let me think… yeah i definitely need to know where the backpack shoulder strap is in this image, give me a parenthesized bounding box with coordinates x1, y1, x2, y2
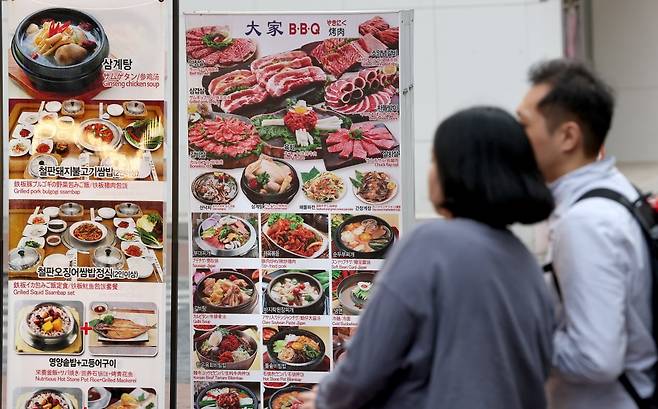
(576, 188, 658, 408)
(577, 188, 655, 236)
(577, 188, 634, 210)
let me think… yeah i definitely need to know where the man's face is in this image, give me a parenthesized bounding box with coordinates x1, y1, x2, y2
(517, 83, 563, 183)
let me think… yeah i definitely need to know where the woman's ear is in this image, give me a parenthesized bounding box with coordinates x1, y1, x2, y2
(428, 156, 443, 211)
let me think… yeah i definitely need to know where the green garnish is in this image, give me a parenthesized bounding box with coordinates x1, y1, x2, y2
(147, 213, 162, 224)
(273, 340, 286, 354)
(350, 129, 364, 140)
(90, 315, 114, 327)
(303, 344, 321, 359)
(301, 167, 321, 184)
(224, 85, 250, 95)
(202, 33, 234, 50)
(267, 213, 304, 229)
(349, 170, 365, 189)
(256, 171, 270, 187)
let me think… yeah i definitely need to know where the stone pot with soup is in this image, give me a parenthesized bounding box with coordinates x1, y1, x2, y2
(335, 214, 395, 258)
(194, 271, 258, 314)
(195, 383, 258, 409)
(195, 327, 258, 370)
(265, 272, 325, 315)
(267, 329, 325, 371)
(269, 386, 311, 409)
(11, 8, 109, 92)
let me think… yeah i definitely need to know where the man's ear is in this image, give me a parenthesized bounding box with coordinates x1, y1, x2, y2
(557, 120, 583, 154)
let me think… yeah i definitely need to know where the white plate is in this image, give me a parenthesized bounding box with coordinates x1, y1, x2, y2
(18, 236, 45, 249)
(39, 112, 58, 122)
(11, 123, 34, 139)
(88, 386, 112, 409)
(18, 111, 39, 125)
(28, 213, 50, 225)
(43, 254, 70, 268)
(43, 207, 60, 218)
(47, 219, 67, 233)
(262, 221, 328, 259)
(116, 227, 139, 242)
(107, 104, 124, 116)
(97, 315, 150, 342)
(46, 235, 62, 246)
(121, 241, 148, 258)
(113, 217, 136, 228)
(30, 138, 54, 155)
(8, 139, 30, 157)
(23, 224, 47, 237)
(98, 207, 116, 219)
(69, 221, 108, 244)
(127, 256, 154, 278)
(142, 237, 163, 249)
(352, 173, 399, 205)
(45, 101, 62, 113)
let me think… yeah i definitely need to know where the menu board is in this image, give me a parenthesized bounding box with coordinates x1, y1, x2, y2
(184, 11, 412, 409)
(4, 1, 168, 408)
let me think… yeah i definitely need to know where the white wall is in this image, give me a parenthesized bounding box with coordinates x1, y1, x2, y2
(591, 0, 658, 163)
(177, 0, 563, 223)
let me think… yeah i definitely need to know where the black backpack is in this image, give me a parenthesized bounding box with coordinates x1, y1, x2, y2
(544, 188, 658, 409)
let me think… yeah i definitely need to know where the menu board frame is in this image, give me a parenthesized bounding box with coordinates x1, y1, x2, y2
(182, 9, 414, 409)
(1, 1, 174, 408)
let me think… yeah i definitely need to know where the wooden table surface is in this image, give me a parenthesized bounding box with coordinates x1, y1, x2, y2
(9, 208, 163, 282)
(8, 101, 165, 180)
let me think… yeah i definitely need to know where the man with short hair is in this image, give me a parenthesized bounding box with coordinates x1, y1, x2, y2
(517, 59, 656, 409)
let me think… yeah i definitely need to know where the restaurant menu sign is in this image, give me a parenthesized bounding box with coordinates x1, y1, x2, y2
(4, 1, 168, 408)
(184, 11, 411, 409)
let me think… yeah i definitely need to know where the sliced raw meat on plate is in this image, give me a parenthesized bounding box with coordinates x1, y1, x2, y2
(219, 85, 269, 113)
(265, 66, 326, 97)
(185, 26, 256, 67)
(208, 70, 257, 95)
(251, 50, 308, 72)
(325, 122, 397, 161)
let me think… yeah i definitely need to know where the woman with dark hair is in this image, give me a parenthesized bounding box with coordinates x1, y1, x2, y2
(300, 106, 556, 409)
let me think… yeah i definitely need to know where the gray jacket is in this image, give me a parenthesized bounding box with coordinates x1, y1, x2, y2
(316, 219, 554, 409)
(546, 157, 656, 409)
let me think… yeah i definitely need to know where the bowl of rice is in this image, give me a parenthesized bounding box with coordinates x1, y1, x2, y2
(25, 389, 74, 409)
(24, 302, 76, 345)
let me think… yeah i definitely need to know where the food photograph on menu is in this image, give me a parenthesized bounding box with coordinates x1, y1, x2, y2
(14, 300, 84, 355)
(331, 270, 377, 316)
(8, 199, 165, 281)
(87, 302, 158, 357)
(192, 213, 259, 258)
(260, 213, 329, 259)
(262, 270, 330, 315)
(192, 268, 260, 314)
(14, 387, 82, 409)
(262, 326, 330, 372)
(264, 382, 317, 409)
(7, 99, 165, 181)
(87, 387, 157, 409)
(330, 213, 399, 259)
(193, 381, 260, 409)
(192, 325, 260, 371)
